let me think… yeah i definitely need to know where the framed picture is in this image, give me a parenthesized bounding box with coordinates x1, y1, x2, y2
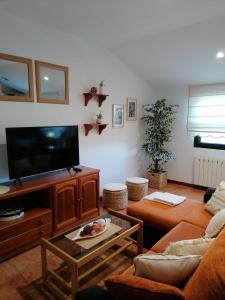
(35, 60, 69, 105)
(126, 98, 137, 121)
(112, 104, 124, 128)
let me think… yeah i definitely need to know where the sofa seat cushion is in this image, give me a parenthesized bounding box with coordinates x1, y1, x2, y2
(105, 274, 185, 300)
(184, 227, 225, 300)
(182, 201, 212, 229)
(151, 221, 205, 253)
(127, 198, 201, 232)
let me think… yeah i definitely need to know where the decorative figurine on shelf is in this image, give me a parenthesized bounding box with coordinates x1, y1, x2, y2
(99, 80, 105, 95)
(96, 110, 103, 124)
(90, 86, 97, 95)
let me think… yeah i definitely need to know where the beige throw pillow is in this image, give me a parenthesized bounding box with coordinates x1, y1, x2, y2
(205, 208, 225, 238)
(205, 181, 225, 214)
(164, 238, 214, 256)
(134, 254, 201, 286)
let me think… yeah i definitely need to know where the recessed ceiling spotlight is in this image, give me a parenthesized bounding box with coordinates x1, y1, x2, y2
(44, 76, 49, 81)
(216, 51, 224, 59)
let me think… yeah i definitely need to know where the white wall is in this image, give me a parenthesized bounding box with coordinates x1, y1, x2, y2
(156, 86, 225, 184)
(0, 10, 156, 190)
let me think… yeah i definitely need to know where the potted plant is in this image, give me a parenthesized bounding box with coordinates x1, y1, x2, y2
(96, 110, 103, 124)
(141, 99, 178, 188)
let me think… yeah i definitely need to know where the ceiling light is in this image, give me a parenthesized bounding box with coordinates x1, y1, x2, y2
(44, 76, 49, 81)
(216, 51, 224, 59)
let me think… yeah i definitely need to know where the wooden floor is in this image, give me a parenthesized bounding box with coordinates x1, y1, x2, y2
(0, 183, 205, 300)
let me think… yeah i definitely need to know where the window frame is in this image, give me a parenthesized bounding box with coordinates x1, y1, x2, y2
(194, 135, 225, 150)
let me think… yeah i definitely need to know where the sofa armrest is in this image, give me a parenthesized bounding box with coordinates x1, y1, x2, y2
(105, 274, 185, 300)
(204, 188, 216, 203)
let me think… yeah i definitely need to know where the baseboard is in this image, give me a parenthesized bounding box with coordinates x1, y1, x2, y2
(167, 179, 207, 190)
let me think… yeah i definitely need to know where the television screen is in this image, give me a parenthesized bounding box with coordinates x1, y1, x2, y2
(6, 125, 80, 180)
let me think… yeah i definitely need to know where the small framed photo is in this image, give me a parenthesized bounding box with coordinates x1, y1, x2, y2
(126, 98, 137, 121)
(112, 104, 124, 128)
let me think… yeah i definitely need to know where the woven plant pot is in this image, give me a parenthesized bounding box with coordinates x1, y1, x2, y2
(147, 171, 167, 189)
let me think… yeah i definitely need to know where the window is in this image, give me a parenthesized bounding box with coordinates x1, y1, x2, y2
(187, 84, 225, 149)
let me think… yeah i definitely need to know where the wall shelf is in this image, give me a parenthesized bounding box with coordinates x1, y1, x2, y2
(83, 93, 109, 107)
(84, 123, 108, 136)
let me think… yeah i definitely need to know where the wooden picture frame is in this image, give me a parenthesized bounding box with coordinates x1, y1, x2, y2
(0, 53, 34, 102)
(112, 104, 124, 128)
(35, 60, 69, 104)
(126, 98, 137, 121)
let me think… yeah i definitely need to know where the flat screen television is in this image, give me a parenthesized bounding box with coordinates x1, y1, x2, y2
(6, 125, 80, 180)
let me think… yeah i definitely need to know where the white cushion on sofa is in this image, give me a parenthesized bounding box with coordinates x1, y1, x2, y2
(205, 208, 225, 238)
(164, 238, 214, 256)
(134, 254, 201, 286)
(205, 181, 225, 214)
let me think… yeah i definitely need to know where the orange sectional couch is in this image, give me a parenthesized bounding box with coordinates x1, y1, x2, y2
(104, 197, 225, 300)
(77, 195, 225, 300)
(106, 227, 225, 300)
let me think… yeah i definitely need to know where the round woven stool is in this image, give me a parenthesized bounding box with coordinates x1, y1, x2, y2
(103, 183, 128, 210)
(126, 177, 149, 201)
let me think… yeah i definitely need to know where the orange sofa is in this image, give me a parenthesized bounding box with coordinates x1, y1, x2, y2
(106, 227, 225, 300)
(105, 198, 225, 300)
(77, 196, 225, 300)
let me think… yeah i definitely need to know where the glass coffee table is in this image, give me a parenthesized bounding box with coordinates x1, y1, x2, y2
(41, 209, 143, 300)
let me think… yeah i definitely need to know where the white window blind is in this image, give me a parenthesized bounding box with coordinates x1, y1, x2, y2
(187, 83, 225, 137)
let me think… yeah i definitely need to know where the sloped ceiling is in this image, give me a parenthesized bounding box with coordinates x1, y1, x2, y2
(1, 0, 225, 86)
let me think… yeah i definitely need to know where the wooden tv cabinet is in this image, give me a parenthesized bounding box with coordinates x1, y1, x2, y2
(0, 166, 100, 262)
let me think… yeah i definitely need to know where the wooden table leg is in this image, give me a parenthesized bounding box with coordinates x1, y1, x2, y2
(71, 264, 79, 300)
(137, 221, 143, 254)
(41, 244, 47, 283)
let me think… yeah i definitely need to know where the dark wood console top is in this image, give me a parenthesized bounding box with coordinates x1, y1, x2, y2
(0, 166, 99, 201)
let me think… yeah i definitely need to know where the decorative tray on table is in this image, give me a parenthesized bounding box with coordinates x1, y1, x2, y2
(71, 218, 111, 241)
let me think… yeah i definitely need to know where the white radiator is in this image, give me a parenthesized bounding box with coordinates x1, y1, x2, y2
(193, 157, 225, 187)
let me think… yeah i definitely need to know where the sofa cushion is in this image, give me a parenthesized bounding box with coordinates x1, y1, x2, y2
(134, 254, 201, 286)
(105, 274, 185, 300)
(184, 228, 225, 300)
(205, 208, 225, 238)
(205, 184, 225, 214)
(127, 198, 203, 232)
(182, 200, 212, 228)
(164, 237, 215, 256)
(151, 221, 205, 253)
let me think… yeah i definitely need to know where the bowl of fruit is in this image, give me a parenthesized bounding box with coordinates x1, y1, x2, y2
(72, 218, 111, 240)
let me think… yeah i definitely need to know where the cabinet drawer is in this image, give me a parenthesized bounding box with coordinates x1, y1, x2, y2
(0, 223, 52, 262)
(0, 208, 52, 242)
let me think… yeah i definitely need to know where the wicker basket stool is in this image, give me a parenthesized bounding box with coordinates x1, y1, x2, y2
(126, 177, 149, 201)
(103, 183, 128, 210)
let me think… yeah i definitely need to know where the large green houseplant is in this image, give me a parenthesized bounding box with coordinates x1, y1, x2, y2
(142, 99, 178, 188)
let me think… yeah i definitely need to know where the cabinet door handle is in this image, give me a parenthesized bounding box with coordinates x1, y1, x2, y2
(77, 198, 80, 202)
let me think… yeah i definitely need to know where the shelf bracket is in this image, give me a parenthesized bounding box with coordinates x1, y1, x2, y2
(83, 124, 93, 136)
(98, 124, 107, 135)
(83, 93, 109, 107)
(83, 93, 94, 106)
(97, 94, 108, 107)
